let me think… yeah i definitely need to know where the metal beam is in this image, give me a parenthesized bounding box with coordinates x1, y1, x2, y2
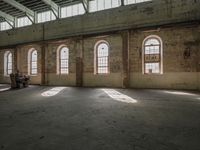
(121, 0, 124, 6)
(42, 0, 59, 18)
(3, 0, 34, 22)
(82, 0, 89, 13)
(0, 10, 15, 27)
(0, 10, 14, 22)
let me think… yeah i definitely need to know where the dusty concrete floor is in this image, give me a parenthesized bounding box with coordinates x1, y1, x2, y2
(0, 85, 200, 150)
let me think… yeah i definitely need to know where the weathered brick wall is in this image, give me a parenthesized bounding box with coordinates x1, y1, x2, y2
(0, 49, 15, 83)
(0, 25, 199, 90)
(45, 40, 76, 86)
(16, 44, 42, 84)
(83, 35, 123, 87)
(129, 25, 200, 90)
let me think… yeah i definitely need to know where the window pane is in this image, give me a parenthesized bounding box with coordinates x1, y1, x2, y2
(31, 69, 37, 74)
(60, 47, 69, 74)
(17, 16, 32, 27)
(112, 0, 121, 8)
(8, 69, 12, 75)
(0, 21, 12, 31)
(145, 38, 160, 46)
(78, 3, 85, 14)
(89, 0, 97, 12)
(97, 42, 109, 74)
(37, 10, 56, 23)
(145, 38, 160, 55)
(60, 47, 69, 59)
(97, 43, 109, 57)
(67, 6, 72, 17)
(105, 0, 112, 10)
(145, 63, 159, 73)
(97, 0, 104, 11)
(61, 68, 68, 74)
(31, 50, 37, 75)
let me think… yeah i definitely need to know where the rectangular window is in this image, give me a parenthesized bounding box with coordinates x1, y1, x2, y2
(97, 56, 109, 74)
(89, 0, 121, 12)
(145, 63, 159, 74)
(0, 21, 12, 31)
(60, 59, 69, 74)
(37, 10, 56, 23)
(61, 3, 85, 18)
(17, 17, 32, 27)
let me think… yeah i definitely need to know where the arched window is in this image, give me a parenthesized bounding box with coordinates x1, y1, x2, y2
(28, 49, 38, 75)
(57, 46, 69, 74)
(95, 41, 109, 74)
(143, 35, 163, 74)
(4, 51, 13, 76)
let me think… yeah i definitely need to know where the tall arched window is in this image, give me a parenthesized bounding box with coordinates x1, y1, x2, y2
(143, 35, 163, 74)
(28, 49, 38, 75)
(4, 51, 13, 76)
(57, 46, 69, 74)
(95, 41, 109, 74)
(31, 50, 37, 75)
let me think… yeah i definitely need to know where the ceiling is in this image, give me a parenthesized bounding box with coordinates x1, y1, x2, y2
(0, 0, 83, 22)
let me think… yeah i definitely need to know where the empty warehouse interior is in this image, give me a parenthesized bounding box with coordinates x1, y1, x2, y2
(0, 0, 200, 149)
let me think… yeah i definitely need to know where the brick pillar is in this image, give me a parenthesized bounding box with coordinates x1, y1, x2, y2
(121, 31, 130, 88)
(13, 47, 18, 73)
(75, 38, 83, 87)
(41, 43, 46, 85)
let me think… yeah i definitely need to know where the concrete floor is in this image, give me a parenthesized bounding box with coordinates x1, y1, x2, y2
(0, 85, 200, 150)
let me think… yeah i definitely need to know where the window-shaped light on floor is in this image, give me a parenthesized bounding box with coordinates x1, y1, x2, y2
(163, 91, 197, 96)
(41, 87, 66, 97)
(0, 87, 10, 92)
(102, 89, 137, 103)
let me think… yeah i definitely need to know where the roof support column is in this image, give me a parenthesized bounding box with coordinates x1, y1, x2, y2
(82, 0, 89, 13)
(0, 10, 15, 28)
(121, 0, 125, 6)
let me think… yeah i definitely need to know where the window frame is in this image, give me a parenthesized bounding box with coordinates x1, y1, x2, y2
(59, 46, 69, 74)
(30, 50, 38, 75)
(7, 52, 13, 75)
(57, 45, 69, 75)
(94, 40, 110, 75)
(28, 48, 38, 76)
(142, 35, 163, 75)
(4, 51, 13, 76)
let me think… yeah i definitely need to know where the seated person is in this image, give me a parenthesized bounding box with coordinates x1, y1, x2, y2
(13, 70, 30, 88)
(15, 70, 23, 88)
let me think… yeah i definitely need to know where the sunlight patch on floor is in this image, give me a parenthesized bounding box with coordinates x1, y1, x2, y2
(163, 91, 197, 96)
(41, 87, 66, 97)
(102, 89, 137, 103)
(0, 87, 10, 92)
